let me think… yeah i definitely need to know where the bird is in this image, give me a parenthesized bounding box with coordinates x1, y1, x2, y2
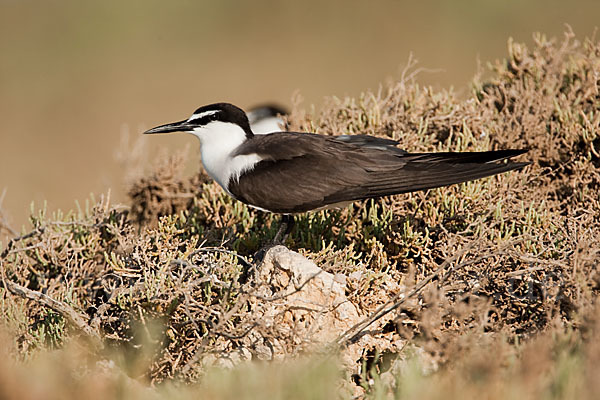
(247, 104, 288, 134)
(144, 102, 529, 242)
(247, 104, 407, 154)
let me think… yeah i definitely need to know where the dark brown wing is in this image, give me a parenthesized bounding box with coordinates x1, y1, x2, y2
(228, 133, 528, 213)
(333, 134, 406, 154)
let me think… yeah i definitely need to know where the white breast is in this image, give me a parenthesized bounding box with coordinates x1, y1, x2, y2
(189, 121, 262, 192)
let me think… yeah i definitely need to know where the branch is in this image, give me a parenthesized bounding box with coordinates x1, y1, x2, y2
(333, 236, 528, 348)
(333, 241, 478, 347)
(1, 264, 103, 348)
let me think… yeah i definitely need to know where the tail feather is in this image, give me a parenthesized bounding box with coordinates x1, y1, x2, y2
(362, 149, 529, 198)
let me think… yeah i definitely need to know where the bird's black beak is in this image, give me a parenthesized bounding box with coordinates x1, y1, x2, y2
(143, 119, 194, 134)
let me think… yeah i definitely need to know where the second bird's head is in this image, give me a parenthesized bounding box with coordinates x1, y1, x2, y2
(144, 103, 254, 143)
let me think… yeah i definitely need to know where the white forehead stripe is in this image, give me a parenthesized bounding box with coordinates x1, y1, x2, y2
(188, 110, 220, 121)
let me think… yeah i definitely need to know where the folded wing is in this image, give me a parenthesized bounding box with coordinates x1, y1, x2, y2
(228, 133, 528, 213)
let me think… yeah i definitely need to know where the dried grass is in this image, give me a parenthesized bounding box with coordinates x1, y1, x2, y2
(1, 29, 599, 397)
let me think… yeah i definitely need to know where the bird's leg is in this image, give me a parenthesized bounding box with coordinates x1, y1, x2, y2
(273, 214, 295, 244)
(254, 215, 295, 265)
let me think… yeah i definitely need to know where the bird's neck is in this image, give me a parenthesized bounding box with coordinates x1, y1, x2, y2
(189, 121, 261, 191)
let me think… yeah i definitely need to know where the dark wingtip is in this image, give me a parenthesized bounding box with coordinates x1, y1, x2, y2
(496, 149, 531, 169)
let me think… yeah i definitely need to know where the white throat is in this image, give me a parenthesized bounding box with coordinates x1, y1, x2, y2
(188, 121, 262, 192)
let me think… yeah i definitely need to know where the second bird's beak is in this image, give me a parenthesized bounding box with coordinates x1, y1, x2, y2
(144, 119, 194, 134)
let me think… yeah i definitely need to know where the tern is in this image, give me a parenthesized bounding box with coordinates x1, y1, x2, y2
(144, 103, 528, 241)
(247, 104, 288, 134)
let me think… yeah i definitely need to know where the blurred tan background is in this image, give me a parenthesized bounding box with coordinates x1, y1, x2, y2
(1, 0, 599, 231)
